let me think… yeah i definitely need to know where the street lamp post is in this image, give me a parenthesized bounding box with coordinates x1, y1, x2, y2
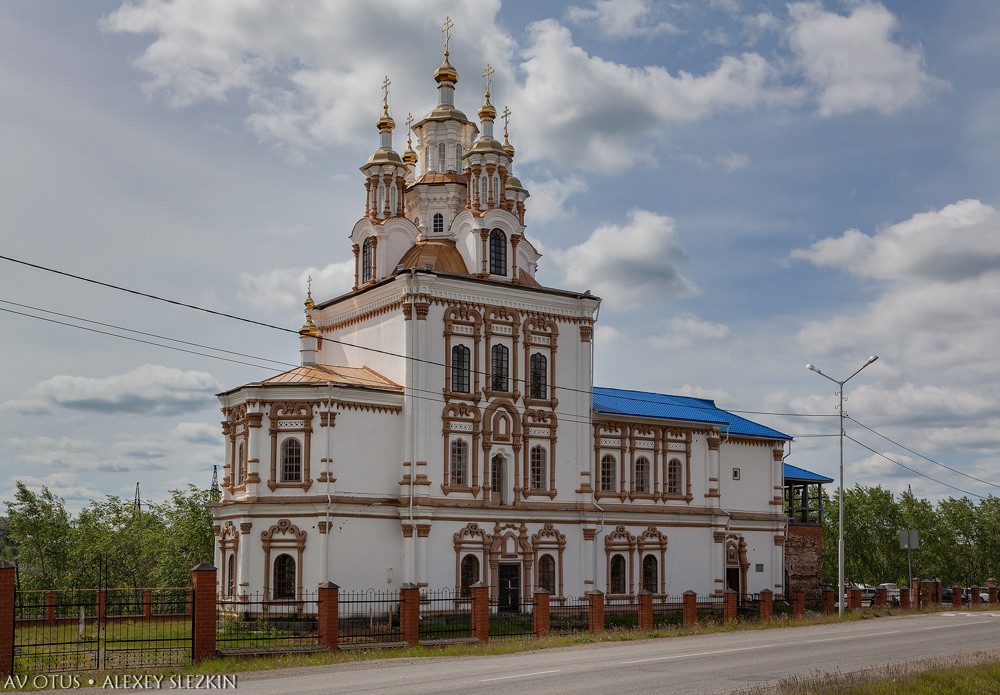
(806, 355, 878, 616)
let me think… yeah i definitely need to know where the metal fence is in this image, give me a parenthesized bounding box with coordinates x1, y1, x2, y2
(338, 589, 403, 646)
(418, 589, 471, 641)
(489, 598, 534, 640)
(15, 590, 100, 673)
(605, 595, 640, 630)
(738, 593, 760, 619)
(102, 588, 192, 669)
(696, 594, 725, 622)
(549, 596, 589, 634)
(651, 596, 685, 627)
(216, 591, 320, 652)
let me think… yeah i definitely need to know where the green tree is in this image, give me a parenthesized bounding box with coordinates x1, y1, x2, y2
(3, 483, 73, 590)
(148, 486, 215, 586)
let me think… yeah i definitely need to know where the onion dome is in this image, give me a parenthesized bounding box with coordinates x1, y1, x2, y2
(478, 94, 497, 121)
(434, 54, 458, 85)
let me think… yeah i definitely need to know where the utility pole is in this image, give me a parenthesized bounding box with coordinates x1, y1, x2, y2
(210, 465, 221, 501)
(134, 482, 141, 512)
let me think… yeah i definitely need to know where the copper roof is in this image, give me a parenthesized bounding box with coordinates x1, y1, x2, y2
(516, 272, 540, 286)
(397, 239, 470, 274)
(413, 172, 467, 185)
(261, 364, 402, 392)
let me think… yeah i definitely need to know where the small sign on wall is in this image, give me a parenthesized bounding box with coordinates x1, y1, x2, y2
(732, 468, 741, 480)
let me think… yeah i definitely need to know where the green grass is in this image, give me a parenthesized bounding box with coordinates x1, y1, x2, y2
(736, 651, 1000, 694)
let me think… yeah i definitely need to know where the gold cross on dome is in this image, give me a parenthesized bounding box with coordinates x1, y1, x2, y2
(501, 106, 511, 134)
(482, 63, 494, 97)
(405, 112, 413, 132)
(307, 274, 313, 294)
(381, 75, 391, 109)
(442, 16, 454, 55)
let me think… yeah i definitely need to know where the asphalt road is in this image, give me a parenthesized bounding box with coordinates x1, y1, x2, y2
(225, 611, 999, 695)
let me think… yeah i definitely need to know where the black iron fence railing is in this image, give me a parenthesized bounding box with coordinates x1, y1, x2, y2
(419, 589, 471, 641)
(549, 596, 589, 634)
(604, 595, 639, 630)
(696, 594, 725, 622)
(338, 589, 402, 645)
(651, 595, 685, 627)
(216, 591, 320, 651)
(489, 598, 534, 639)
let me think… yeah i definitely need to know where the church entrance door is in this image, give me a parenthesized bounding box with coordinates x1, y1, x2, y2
(726, 567, 740, 593)
(498, 563, 520, 612)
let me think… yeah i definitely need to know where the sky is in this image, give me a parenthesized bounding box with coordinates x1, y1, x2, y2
(1, 0, 999, 511)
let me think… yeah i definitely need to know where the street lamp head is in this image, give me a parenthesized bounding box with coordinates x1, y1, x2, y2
(806, 364, 816, 372)
(867, 355, 879, 364)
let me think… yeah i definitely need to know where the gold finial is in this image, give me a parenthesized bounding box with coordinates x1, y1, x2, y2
(442, 16, 454, 58)
(381, 75, 391, 114)
(304, 274, 315, 310)
(501, 106, 511, 137)
(482, 63, 494, 101)
(405, 113, 414, 144)
(402, 112, 417, 164)
(377, 75, 395, 131)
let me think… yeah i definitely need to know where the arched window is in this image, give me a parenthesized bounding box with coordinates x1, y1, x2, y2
(451, 345, 470, 393)
(273, 554, 295, 599)
(529, 353, 547, 399)
(362, 237, 374, 283)
(450, 440, 468, 486)
(489, 228, 507, 276)
(226, 553, 236, 597)
(610, 554, 626, 594)
(433, 213, 444, 235)
(389, 184, 397, 215)
(642, 554, 658, 594)
(539, 554, 556, 594)
(490, 344, 509, 392)
(455, 143, 463, 168)
(479, 176, 487, 206)
(634, 457, 650, 494)
(490, 455, 504, 503)
(438, 142, 446, 172)
(667, 459, 683, 495)
(236, 442, 245, 486)
(281, 438, 302, 482)
(493, 174, 500, 203)
(460, 554, 479, 597)
(377, 183, 385, 216)
(600, 454, 616, 492)
(529, 446, 546, 490)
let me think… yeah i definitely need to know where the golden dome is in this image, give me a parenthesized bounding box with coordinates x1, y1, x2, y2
(396, 239, 470, 275)
(402, 145, 417, 164)
(503, 136, 515, 158)
(506, 175, 523, 189)
(478, 99, 497, 121)
(434, 55, 458, 84)
(376, 106, 395, 132)
(299, 313, 319, 338)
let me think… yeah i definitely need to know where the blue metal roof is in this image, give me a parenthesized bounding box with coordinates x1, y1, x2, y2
(783, 463, 833, 484)
(593, 387, 791, 441)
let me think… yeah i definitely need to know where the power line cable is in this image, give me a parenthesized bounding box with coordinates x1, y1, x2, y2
(847, 415, 1000, 490)
(844, 434, 987, 500)
(0, 254, 833, 420)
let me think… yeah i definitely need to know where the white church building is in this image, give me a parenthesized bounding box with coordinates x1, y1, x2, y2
(212, 39, 791, 607)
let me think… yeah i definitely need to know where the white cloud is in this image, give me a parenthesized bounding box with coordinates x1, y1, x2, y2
(551, 209, 694, 309)
(522, 174, 588, 223)
(595, 325, 625, 347)
(649, 313, 730, 350)
(1, 365, 220, 417)
(565, 0, 679, 39)
(717, 151, 750, 173)
(515, 19, 782, 172)
(239, 260, 355, 314)
(6, 472, 104, 503)
(672, 384, 735, 404)
(101, 1, 516, 162)
(787, 2, 947, 117)
(6, 435, 172, 473)
(173, 422, 221, 446)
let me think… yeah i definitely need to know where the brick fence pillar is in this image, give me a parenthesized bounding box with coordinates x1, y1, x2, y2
(45, 591, 56, 625)
(0, 561, 15, 677)
(586, 591, 604, 635)
(317, 582, 339, 651)
(822, 588, 835, 615)
(638, 591, 653, 631)
(971, 586, 981, 608)
(759, 589, 773, 622)
(533, 589, 550, 638)
(952, 585, 963, 609)
(723, 589, 737, 623)
(848, 588, 861, 611)
(989, 586, 998, 605)
(791, 590, 805, 618)
(471, 582, 489, 643)
(936, 579, 943, 607)
(875, 588, 886, 608)
(98, 589, 106, 622)
(912, 578, 922, 608)
(899, 587, 910, 609)
(143, 589, 153, 618)
(682, 591, 697, 627)
(190, 563, 217, 663)
(400, 584, 420, 646)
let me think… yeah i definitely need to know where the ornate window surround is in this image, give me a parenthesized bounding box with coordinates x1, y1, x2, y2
(638, 526, 668, 596)
(441, 403, 480, 495)
(521, 409, 557, 499)
(531, 523, 566, 600)
(267, 402, 314, 492)
(442, 306, 483, 402)
(482, 307, 521, 402)
(261, 519, 306, 600)
(604, 525, 637, 596)
(522, 316, 558, 409)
